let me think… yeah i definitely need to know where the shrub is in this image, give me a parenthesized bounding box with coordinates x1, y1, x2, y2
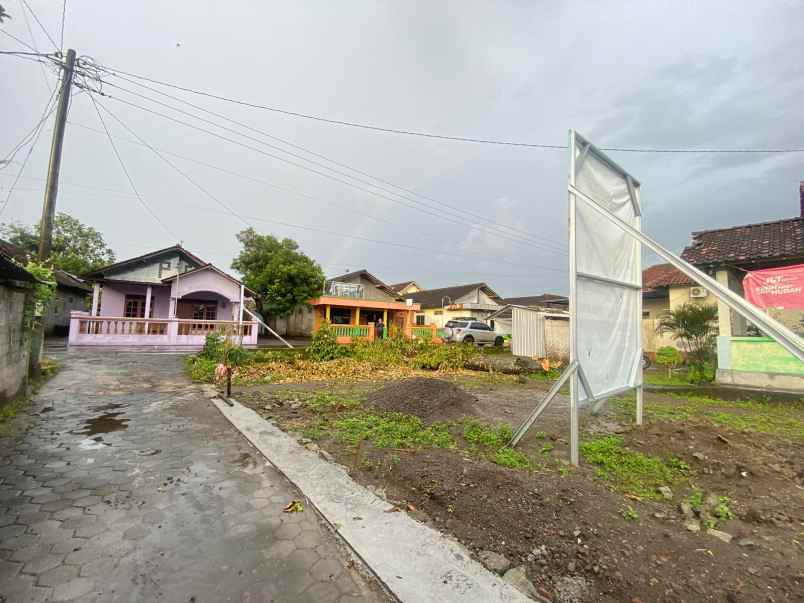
(307, 323, 350, 361)
(655, 346, 683, 378)
(200, 331, 225, 360)
(185, 356, 217, 383)
(413, 343, 475, 370)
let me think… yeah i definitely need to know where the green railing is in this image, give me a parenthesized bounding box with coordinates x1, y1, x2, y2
(333, 325, 369, 338)
(436, 328, 446, 339)
(412, 326, 435, 339)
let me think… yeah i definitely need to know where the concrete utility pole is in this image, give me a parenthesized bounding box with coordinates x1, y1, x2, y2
(38, 48, 77, 261)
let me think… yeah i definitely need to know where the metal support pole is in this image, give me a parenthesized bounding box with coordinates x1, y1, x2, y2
(633, 187, 644, 426)
(38, 49, 76, 261)
(568, 129, 580, 466)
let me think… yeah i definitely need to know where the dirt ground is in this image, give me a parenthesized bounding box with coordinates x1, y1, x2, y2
(236, 376, 804, 603)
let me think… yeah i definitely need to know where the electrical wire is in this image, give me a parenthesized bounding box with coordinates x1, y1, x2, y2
(90, 62, 804, 154)
(17, 0, 55, 90)
(103, 69, 567, 251)
(0, 28, 38, 52)
(87, 92, 177, 241)
(1, 85, 58, 172)
(90, 84, 569, 256)
(0, 93, 57, 216)
(81, 97, 566, 274)
(20, 0, 59, 52)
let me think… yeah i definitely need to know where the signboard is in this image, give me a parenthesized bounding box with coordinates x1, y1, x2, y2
(744, 264, 804, 310)
(570, 133, 642, 402)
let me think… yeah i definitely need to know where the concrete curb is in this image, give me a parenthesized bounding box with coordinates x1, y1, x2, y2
(213, 398, 532, 603)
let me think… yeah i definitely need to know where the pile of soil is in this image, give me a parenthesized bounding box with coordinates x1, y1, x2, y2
(366, 377, 477, 421)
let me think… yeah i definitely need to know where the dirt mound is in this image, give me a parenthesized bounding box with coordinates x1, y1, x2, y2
(367, 377, 477, 420)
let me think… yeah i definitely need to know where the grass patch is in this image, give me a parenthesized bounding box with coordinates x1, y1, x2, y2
(580, 435, 688, 500)
(0, 358, 61, 427)
(612, 394, 804, 441)
(462, 418, 538, 470)
(307, 392, 362, 413)
(185, 355, 217, 383)
(332, 411, 454, 449)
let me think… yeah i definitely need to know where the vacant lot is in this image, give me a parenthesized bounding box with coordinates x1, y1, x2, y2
(234, 372, 804, 603)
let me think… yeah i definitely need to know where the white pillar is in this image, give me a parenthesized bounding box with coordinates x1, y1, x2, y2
(144, 286, 152, 318)
(715, 269, 733, 337)
(239, 284, 245, 325)
(91, 283, 101, 316)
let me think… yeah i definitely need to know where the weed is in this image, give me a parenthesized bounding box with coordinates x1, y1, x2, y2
(540, 443, 554, 455)
(185, 356, 217, 383)
(621, 505, 639, 521)
(702, 518, 717, 529)
(533, 431, 547, 439)
(390, 455, 401, 465)
(333, 411, 454, 449)
(302, 418, 329, 440)
(713, 496, 734, 521)
(463, 418, 513, 449)
(307, 392, 362, 413)
(491, 447, 532, 469)
(558, 466, 570, 477)
(687, 488, 704, 513)
(580, 436, 688, 500)
(447, 504, 455, 513)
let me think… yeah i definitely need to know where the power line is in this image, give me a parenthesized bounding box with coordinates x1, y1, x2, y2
(86, 92, 177, 241)
(0, 91, 58, 216)
(82, 99, 565, 274)
(0, 28, 38, 51)
(17, 0, 55, 90)
(20, 0, 59, 52)
(104, 70, 566, 251)
(90, 84, 568, 256)
(91, 61, 804, 154)
(94, 98, 251, 228)
(1, 86, 57, 169)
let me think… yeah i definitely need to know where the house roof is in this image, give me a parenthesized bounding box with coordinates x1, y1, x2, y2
(327, 269, 399, 298)
(501, 294, 568, 307)
(642, 263, 693, 289)
(84, 244, 206, 278)
(0, 252, 38, 284)
(0, 239, 90, 292)
(406, 282, 503, 309)
(161, 263, 255, 296)
(680, 217, 804, 268)
(388, 280, 418, 292)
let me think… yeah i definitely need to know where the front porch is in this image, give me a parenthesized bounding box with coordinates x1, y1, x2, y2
(68, 313, 258, 348)
(71, 264, 258, 349)
(309, 296, 441, 344)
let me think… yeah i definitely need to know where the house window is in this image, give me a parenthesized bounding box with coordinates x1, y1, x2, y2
(415, 315, 425, 326)
(642, 311, 650, 318)
(124, 295, 146, 318)
(329, 307, 352, 325)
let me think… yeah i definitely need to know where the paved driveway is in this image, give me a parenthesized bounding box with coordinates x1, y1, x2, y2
(0, 353, 385, 602)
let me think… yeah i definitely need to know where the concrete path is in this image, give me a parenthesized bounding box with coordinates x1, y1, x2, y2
(0, 353, 386, 603)
(215, 400, 531, 603)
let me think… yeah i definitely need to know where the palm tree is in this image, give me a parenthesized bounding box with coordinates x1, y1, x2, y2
(657, 303, 718, 382)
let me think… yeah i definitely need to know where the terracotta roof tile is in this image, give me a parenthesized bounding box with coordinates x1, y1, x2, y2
(681, 217, 804, 267)
(642, 263, 693, 289)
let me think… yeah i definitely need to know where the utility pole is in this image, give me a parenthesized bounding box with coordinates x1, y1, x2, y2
(38, 48, 77, 261)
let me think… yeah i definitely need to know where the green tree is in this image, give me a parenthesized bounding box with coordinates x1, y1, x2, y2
(231, 228, 324, 317)
(657, 303, 718, 382)
(0, 5, 11, 23)
(1, 213, 115, 275)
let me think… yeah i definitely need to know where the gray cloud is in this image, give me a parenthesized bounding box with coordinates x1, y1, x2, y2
(1, 0, 803, 297)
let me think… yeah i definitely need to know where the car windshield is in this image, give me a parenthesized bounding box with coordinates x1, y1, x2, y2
(445, 321, 469, 328)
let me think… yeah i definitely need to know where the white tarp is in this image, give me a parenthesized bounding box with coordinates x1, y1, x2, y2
(572, 135, 641, 402)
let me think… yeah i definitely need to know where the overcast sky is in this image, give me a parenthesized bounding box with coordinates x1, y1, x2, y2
(2, 1, 803, 296)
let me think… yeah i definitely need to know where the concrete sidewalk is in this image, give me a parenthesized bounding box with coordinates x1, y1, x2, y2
(215, 398, 532, 603)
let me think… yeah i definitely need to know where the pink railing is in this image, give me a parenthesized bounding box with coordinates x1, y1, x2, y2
(69, 313, 258, 347)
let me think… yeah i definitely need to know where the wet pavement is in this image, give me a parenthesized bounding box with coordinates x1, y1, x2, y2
(0, 352, 386, 602)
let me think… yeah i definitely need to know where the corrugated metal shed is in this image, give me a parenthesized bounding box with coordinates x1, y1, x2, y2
(512, 306, 545, 357)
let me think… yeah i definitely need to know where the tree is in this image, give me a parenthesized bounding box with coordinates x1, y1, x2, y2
(231, 228, 324, 317)
(1, 213, 115, 275)
(0, 5, 11, 23)
(656, 303, 718, 382)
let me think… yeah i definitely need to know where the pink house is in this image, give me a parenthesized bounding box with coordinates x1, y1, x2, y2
(68, 245, 258, 349)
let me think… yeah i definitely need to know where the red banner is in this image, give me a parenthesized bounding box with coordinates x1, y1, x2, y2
(743, 264, 804, 309)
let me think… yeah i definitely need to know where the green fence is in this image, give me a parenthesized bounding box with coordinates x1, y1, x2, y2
(721, 336, 804, 375)
(332, 325, 369, 338)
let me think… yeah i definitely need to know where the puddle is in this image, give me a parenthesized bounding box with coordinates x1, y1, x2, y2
(75, 411, 130, 436)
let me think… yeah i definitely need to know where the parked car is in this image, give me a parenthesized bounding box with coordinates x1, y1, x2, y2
(441, 320, 504, 346)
